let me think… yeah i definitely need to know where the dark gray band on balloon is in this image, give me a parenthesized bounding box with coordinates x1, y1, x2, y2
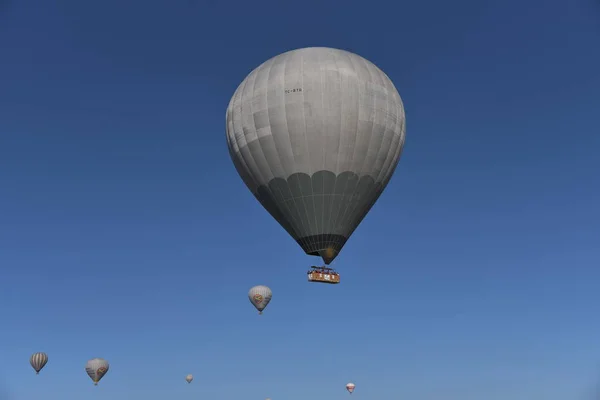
(252, 170, 385, 264)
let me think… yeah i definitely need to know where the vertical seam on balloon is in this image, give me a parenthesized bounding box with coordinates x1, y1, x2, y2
(358, 64, 393, 224)
(335, 54, 368, 242)
(236, 62, 285, 234)
(237, 71, 261, 182)
(303, 51, 320, 253)
(261, 57, 308, 242)
(350, 66, 395, 238)
(231, 69, 282, 237)
(373, 68, 393, 185)
(298, 51, 319, 254)
(255, 61, 278, 182)
(226, 94, 255, 192)
(376, 76, 405, 208)
(333, 52, 362, 248)
(376, 76, 401, 186)
(323, 50, 345, 261)
(329, 51, 359, 250)
(377, 81, 405, 200)
(340, 56, 380, 240)
(293, 51, 318, 252)
(280, 53, 313, 252)
(318, 49, 327, 251)
(228, 76, 264, 195)
(230, 71, 262, 191)
(251, 60, 304, 240)
(231, 63, 297, 242)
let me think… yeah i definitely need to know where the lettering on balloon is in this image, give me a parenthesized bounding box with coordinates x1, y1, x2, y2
(284, 88, 303, 94)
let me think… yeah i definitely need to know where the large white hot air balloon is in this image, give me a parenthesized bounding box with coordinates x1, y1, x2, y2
(346, 382, 356, 394)
(226, 47, 406, 267)
(248, 285, 272, 314)
(85, 358, 109, 386)
(186, 374, 193, 383)
(30, 352, 48, 375)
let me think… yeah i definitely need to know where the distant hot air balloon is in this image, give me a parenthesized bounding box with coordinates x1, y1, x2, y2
(226, 47, 406, 268)
(346, 382, 355, 394)
(248, 285, 272, 314)
(30, 352, 48, 375)
(85, 358, 109, 386)
(186, 374, 193, 383)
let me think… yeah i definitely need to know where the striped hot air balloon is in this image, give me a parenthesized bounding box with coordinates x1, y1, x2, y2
(248, 285, 272, 314)
(30, 352, 48, 375)
(85, 358, 109, 386)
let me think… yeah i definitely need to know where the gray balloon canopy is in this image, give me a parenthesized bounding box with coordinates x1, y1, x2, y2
(226, 47, 406, 264)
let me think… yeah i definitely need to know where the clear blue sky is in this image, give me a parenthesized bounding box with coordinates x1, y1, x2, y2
(1, 0, 599, 399)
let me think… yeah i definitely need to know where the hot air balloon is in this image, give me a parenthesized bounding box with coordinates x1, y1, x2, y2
(226, 47, 406, 278)
(346, 382, 355, 394)
(30, 352, 48, 375)
(248, 285, 272, 314)
(85, 358, 109, 386)
(186, 374, 193, 383)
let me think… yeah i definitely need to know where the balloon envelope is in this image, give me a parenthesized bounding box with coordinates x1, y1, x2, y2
(186, 374, 193, 383)
(226, 47, 406, 264)
(85, 358, 109, 385)
(346, 382, 355, 393)
(30, 352, 48, 374)
(248, 285, 272, 314)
